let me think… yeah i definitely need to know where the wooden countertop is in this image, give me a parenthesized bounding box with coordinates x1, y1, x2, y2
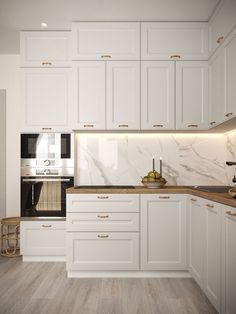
(66, 186, 236, 208)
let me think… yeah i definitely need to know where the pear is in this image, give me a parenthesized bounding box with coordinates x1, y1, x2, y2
(147, 171, 156, 178)
(142, 176, 149, 183)
(147, 177, 156, 182)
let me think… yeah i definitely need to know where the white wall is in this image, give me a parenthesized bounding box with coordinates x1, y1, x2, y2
(0, 90, 6, 218)
(0, 55, 20, 217)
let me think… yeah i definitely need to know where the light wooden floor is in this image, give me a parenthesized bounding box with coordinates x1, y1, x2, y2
(0, 257, 217, 314)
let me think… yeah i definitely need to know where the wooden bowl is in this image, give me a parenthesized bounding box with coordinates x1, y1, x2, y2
(228, 187, 236, 198)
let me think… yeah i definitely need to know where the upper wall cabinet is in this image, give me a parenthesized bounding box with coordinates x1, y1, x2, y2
(141, 23, 208, 60)
(20, 31, 71, 67)
(72, 22, 140, 60)
(209, 0, 236, 56)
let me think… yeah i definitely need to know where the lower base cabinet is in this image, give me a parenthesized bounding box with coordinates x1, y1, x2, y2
(66, 232, 139, 271)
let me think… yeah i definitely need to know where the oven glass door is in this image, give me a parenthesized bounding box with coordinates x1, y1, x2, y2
(21, 177, 74, 217)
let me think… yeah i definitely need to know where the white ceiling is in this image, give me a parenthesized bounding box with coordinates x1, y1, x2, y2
(0, 0, 220, 54)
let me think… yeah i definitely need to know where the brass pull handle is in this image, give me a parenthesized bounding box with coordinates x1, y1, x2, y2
(42, 127, 52, 130)
(84, 124, 94, 128)
(226, 211, 236, 216)
(97, 196, 109, 199)
(42, 62, 52, 65)
(210, 121, 216, 125)
(206, 204, 214, 208)
(225, 112, 233, 117)
(97, 234, 109, 238)
(170, 55, 181, 59)
(159, 196, 170, 199)
(191, 198, 197, 202)
(97, 215, 109, 218)
(216, 36, 224, 44)
(188, 124, 198, 128)
(101, 55, 111, 58)
(153, 124, 163, 127)
(42, 224, 52, 228)
(118, 124, 129, 128)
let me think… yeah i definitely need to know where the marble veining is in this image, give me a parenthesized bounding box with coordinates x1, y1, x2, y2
(75, 132, 236, 186)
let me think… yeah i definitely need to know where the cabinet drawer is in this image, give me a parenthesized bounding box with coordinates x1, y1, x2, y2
(67, 194, 139, 213)
(66, 232, 139, 271)
(67, 212, 139, 232)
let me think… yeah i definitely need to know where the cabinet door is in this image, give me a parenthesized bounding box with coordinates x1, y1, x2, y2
(222, 206, 236, 314)
(209, 0, 236, 55)
(21, 221, 66, 257)
(141, 22, 208, 60)
(204, 201, 221, 312)
(141, 61, 175, 130)
(72, 22, 140, 60)
(209, 47, 225, 127)
(223, 28, 236, 121)
(66, 232, 139, 271)
(21, 68, 72, 132)
(141, 194, 187, 270)
(106, 61, 140, 130)
(72, 62, 106, 129)
(176, 61, 209, 130)
(188, 196, 205, 288)
(20, 31, 71, 67)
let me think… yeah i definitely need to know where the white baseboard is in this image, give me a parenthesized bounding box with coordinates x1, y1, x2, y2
(67, 271, 191, 278)
(22, 255, 66, 262)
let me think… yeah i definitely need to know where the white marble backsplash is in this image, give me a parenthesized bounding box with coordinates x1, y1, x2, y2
(75, 132, 236, 186)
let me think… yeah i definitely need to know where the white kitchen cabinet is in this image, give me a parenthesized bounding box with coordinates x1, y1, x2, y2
(72, 22, 140, 60)
(221, 206, 236, 314)
(72, 61, 106, 129)
(209, 0, 236, 56)
(223, 27, 236, 122)
(106, 61, 140, 130)
(141, 22, 208, 60)
(209, 46, 225, 127)
(66, 232, 139, 271)
(204, 200, 221, 312)
(21, 68, 72, 132)
(20, 31, 71, 67)
(188, 196, 205, 288)
(141, 194, 187, 270)
(21, 220, 66, 261)
(176, 61, 209, 130)
(141, 61, 175, 130)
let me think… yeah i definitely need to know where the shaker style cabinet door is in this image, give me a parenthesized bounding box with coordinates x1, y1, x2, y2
(141, 61, 175, 130)
(71, 22, 140, 60)
(141, 22, 208, 60)
(21, 68, 72, 132)
(20, 31, 71, 67)
(72, 61, 106, 129)
(176, 61, 209, 130)
(141, 194, 187, 270)
(106, 61, 140, 130)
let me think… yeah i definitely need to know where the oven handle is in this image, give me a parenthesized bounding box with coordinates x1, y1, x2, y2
(22, 178, 72, 182)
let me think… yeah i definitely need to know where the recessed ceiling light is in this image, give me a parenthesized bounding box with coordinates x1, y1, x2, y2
(41, 22, 48, 28)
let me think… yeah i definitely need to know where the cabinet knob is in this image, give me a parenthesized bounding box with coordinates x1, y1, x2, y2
(226, 211, 236, 216)
(216, 36, 224, 44)
(97, 196, 109, 199)
(42, 62, 52, 66)
(190, 198, 197, 202)
(187, 124, 198, 128)
(41, 224, 52, 228)
(210, 121, 216, 125)
(159, 196, 170, 199)
(206, 204, 214, 208)
(97, 234, 109, 238)
(225, 112, 233, 117)
(42, 127, 52, 131)
(118, 124, 129, 128)
(153, 124, 164, 128)
(170, 55, 181, 59)
(101, 55, 111, 59)
(83, 124, 94, 128)
(97, 215, 109, 218)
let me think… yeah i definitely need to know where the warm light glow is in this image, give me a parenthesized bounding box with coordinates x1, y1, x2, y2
(41, 22, 48, 28)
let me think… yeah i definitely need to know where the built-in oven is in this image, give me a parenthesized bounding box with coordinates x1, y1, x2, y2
(21, 175, 74, 217)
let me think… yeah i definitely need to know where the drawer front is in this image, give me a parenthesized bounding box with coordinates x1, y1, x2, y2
(67, 194, 140, 213)
(67, 212, 139, 232)
(66, 232, 139, 271)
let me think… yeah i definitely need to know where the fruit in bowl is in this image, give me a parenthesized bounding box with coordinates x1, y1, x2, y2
(141, 171, 167, 188)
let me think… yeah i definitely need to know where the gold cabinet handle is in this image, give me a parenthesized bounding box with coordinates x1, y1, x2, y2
(97, 215, 109, 218)
(118, 124, 129, 127)
(226, 211, 236, 216)
(159, 196, 170, 199)
(170, 55, 181, 59)
(188, 124, 198, 128)
(42, 127, 52, 130)
(206, 204, 214, 208)
(97, 234, 109, 238)
(153, 124, 164, 127)
(191, 198, 197, 202)
(216, 36, 224, 44)
(42, 62, 52, 66)
(97, 196, 109, 199)
(210, 121, 216, 125)
(83, 124, 94, 128)
(41, 224, 52, 228)
(225, 112, 233, 117)
(101, 55, 111, 58)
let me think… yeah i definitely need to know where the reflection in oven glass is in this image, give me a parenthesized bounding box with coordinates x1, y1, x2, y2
(37, 181, 61, 211)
